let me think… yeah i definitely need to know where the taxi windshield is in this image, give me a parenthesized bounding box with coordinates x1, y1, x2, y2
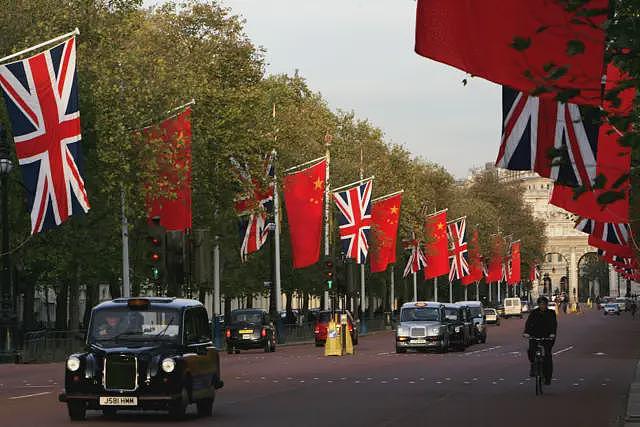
(230, 311, 263, 324)
(469, 307, 483, 318)
(89, 309, 180, 343)
(444, 308, 458, 321)
(401, 307, 439, 322)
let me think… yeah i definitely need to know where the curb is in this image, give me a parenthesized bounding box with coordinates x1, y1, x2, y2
(625, 361, 640, 425)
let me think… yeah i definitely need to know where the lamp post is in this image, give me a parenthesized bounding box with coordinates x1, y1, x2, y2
(0, 124, 14, 356)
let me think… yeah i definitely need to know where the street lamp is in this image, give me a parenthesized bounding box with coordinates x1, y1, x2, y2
(0, 124, 14, 357)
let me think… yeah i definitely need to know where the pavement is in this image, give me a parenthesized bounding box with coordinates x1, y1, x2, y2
(0, 307, 638, 427)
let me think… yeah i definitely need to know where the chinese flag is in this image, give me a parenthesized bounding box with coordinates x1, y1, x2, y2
(283, 159, 326, 269)
(550, 65, 635, 222)
(508, 241, 521, 286)
(146, 108, 192, 231)
(424, 210, 449, 279)
(461, 229, 481, 286)
(415, 0, 607, 106)
(486, 235, 504, 283)
(370, 193, 403, 273)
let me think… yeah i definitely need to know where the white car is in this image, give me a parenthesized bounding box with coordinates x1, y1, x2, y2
(603, 303, 621, 316)
(503, 298, 523, 318)
(615, 297, 627, 312)
(484, 308, 500, 325)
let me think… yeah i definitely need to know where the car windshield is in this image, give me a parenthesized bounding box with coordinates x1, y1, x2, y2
(89, 309, 180, 343)
(230, 311, 263, 324)
(469, 307, 483, 318)
(401, 307, 439, 322)
(484, 309, 496, 315)
(444, 308, 458, 321)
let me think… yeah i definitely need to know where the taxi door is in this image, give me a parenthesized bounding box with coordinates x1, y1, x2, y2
(183, 307, 220, 400)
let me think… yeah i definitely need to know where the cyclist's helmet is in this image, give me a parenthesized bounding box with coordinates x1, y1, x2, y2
(537, 296, 549, 305)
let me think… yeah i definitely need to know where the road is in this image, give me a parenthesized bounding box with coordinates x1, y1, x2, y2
(0, 308, 638, 427)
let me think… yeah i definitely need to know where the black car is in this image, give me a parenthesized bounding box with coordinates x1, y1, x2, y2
(225, 309, 277, 354)
(58, 297, 224, 421)
(443, 303, 473, 350)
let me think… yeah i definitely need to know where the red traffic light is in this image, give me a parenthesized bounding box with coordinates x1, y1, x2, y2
(325, 260, 333, 269)
(151, 237, 160, 246)
(151, 253, 160, 262)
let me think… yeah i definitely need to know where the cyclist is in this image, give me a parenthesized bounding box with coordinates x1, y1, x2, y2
(523, 296, 557, 385)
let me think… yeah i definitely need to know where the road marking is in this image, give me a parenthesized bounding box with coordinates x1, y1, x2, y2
(594, 352, 607, 356)
(21, 385, 53, 388)
(377, 352, 389, 355)
(553, 345, 574, 356)
(8, 392, 51, 400)
(463, 346, 502, 356)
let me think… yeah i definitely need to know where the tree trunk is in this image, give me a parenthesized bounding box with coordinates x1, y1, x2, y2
(55, 282, 69, 330)
(68, 265, 81, 330)
(245, 293, 253, 308)
(83, 283, 98, 329)
(22, 279, 35, 331)
(108, 279, 121, 300)
(224, 297, 232, 321)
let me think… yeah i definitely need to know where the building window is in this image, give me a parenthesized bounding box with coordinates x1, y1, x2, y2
(557, 254, 563, 263)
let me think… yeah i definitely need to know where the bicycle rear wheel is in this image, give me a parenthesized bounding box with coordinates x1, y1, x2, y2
(535, 359, 544, 395)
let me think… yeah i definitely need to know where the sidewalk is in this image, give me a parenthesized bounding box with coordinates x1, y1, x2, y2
(625, 361, 640, 425)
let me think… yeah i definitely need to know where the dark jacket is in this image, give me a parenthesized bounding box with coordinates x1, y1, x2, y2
(524, 308, 557, 338)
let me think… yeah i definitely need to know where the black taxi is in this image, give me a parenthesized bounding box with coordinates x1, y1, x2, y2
(59, 297, 223, 420)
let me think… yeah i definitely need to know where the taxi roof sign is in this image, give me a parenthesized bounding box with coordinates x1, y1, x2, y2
(127, 298, 150, 310)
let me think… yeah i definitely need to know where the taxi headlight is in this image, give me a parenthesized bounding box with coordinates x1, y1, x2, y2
(66, 355, 81, 372)
(428, 327, 440, 336)
(161, 358, 176, 373)
(397, 326, 409, 337)
(454, 326, 461, 333)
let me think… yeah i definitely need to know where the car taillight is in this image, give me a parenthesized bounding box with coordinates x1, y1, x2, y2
(314, 326, 320, 334)
(225, 328, 231, 338)
(261, 328, 267, 337)
(348, 324, 353, 332)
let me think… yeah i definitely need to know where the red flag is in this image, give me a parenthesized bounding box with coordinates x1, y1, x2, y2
(508, 241, 521, 285)
(550, 65, 635, 222)
(461, 229, 481, 285)
(283, 159, 326, 269)
(529, 263, 540, 282)
(370, 193, 403, 273)
(415, 0, 607, 106)
(486, 235, 504, 283)
(146, 108, 192, 231)
(424, 210, 449, 279)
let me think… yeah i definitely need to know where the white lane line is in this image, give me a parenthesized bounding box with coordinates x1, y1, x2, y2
(463, 345, 502, 356)
(8, 391, 52, 400)
(21, 385, 53, 388)
(553, 345, 574, 356)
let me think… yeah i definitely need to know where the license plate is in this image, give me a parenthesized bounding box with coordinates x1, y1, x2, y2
(239, 329, 253, 334)
(412, 339, 426, 344)
(242, 334, 253, 339)
(99, 396, 137, 406)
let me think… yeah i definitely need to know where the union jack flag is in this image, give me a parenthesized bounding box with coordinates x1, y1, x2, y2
(403, 233, 427, 278)
(333, 180, 373, 264)
(576, 218, 633, 257)
(496, 86, 599, 188)
(0, 36, 89, 233)
(231, 153, 274, 261)
(447, 217, 469, 281)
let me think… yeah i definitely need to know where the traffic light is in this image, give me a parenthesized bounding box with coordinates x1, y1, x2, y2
(325, 259, 334, 290)
(148, 217, 166, 285)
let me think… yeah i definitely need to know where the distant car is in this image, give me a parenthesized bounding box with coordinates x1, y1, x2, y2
(503, 297, 523, 318)
(456, 301, 486, 344)
(547, 301, 558, 314)
(521, 300, 530, 313)
(484, 308, 500, 325)
(603, 303, 621, 316)
(314, 310, 358, 346)
(496, 304, 505, 317)
(59, 298, 223, 421)
(443, 304, 474, 350)
(396, 302, 450, 353)
(226, 309, 277, 354)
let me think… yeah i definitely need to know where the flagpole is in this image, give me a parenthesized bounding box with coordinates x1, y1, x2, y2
(464, 285, 468, 301)
(121, 188, 131, 297)
(475, 281, 479, 301)
(497, 279, 501, 303)
(489, 282, 493, 302)
(0, 28, 80, 65)
(332, 176, 375, 193)
(372, 189, 404, 203)
(323, 132, 331, 311)
(413, 272, 418, 301)
(359, 139, 367, 333)
(283, 156, 326, 174)
(449, 279, 453, 303)
(272, 149, 282, 313)
(390, 266, 395, 311)
(434, 276, 438, 302)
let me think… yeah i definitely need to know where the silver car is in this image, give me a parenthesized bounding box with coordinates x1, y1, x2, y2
(456, 301, 487, 344)
(395, 302, 450, 353)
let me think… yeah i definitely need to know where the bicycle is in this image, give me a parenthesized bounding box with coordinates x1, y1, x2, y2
(526, 336, 554, 396)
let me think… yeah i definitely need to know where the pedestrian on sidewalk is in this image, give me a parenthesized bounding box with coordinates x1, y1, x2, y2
(630, 301, 637, 319)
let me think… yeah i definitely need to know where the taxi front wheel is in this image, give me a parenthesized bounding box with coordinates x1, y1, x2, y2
(197, 397, 214, 417)
(67, 401, 86, 421)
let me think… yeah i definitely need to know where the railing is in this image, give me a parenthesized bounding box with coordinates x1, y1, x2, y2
(279, 322, 315, 343)
(21, 329, 86, 363)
